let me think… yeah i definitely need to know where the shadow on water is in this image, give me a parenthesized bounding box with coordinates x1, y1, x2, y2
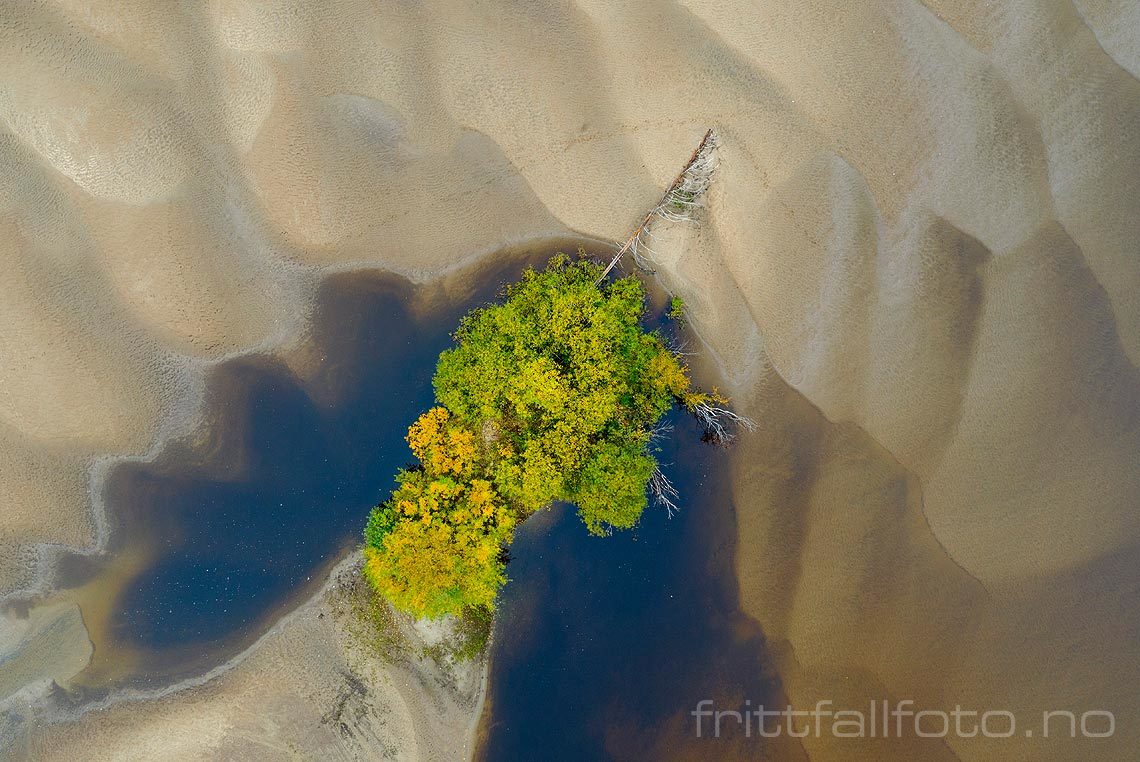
(45, 236, 790, 760)
(476, 404, 793, 761)
(52, 240, 580, 690)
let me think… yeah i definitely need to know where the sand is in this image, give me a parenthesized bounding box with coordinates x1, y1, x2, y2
(5, 556, 488, 761)
(0, 0, 1137, 759)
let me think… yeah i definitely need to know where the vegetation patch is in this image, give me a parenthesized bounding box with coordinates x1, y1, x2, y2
(420, 604, 494, 667)
(361, 254, 739, 622)
(330, 563, 407, 661)
(667, 295, 686, 322)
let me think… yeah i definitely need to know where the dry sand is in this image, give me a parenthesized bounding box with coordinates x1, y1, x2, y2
(0, 0, 1137, 759)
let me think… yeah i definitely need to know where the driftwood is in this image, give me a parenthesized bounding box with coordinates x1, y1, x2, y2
(649, 467, 680, 517)
(694, 402, 758, 445)
(592, 128, 757, 512)
(597, 129, 719, 284)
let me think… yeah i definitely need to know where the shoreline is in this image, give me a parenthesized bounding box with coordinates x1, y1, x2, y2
(0, 232, 611, 751)
(1, 230, 610, 609)
(11, 549, 492, 760)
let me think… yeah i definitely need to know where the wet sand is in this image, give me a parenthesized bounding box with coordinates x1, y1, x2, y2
(10, 554, 488, 761)
(1, 0, 1138, 759)
(475, 350, 804, 761)
(1, 240, 586, 755)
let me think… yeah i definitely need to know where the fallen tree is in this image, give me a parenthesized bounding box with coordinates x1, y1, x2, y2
(363, 130, 752, 621)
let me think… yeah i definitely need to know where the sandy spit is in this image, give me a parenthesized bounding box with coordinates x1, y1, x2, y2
(5, 553, 489, 761)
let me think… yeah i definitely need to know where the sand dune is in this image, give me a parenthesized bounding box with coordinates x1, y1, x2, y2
(0, 0, 1137, 759)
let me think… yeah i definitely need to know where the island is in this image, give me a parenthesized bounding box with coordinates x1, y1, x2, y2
(363, 254, 731, 620)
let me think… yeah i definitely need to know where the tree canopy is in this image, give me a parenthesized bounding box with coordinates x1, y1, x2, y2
(363, 254, 725, 619)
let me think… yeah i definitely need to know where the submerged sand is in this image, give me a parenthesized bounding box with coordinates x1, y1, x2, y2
(1, 0, 1138, 759)
(6, 556, 488, 760)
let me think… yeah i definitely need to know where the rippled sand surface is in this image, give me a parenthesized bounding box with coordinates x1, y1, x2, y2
(1, 1, 1137, 759)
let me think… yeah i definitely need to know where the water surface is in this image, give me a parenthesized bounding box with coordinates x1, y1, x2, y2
(53, 246, 561, 688)
(477, 408, 793, 760)
(46, 243, 789, 762)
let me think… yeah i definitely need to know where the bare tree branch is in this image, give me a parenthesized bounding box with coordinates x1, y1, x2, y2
(647, 420, 675, 443)
(649, 466, 681, 517)
(693, 402, 757, 445)
(597, 129, 719, 285)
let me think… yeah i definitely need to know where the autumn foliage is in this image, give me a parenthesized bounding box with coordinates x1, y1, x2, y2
(363, 255, 725, 619)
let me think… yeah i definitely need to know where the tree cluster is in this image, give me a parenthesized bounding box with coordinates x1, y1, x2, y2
(363, 255, 726, 619)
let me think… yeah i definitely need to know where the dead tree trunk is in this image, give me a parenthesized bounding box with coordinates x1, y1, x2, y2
(597, 129, 719, 284)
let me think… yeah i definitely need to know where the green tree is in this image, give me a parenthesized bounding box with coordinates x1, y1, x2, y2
(365, 467, 515, 619)
(364, 254, 729, 619)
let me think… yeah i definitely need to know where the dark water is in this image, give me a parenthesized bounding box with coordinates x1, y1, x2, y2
(478, 409, 785, 761)
(60, 272, 450, 684)
(56, 251, 548, 686)
(50, 243, 785, 758)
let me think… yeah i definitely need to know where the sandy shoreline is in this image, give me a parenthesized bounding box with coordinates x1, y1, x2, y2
(0, 235, 598, 755)
(2, 0, 1139, 758)
(5, 551, 490, 760)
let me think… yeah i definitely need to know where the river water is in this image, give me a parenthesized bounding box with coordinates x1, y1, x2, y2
(477, 407, 784, 760)
(45, 243, 786, 757)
